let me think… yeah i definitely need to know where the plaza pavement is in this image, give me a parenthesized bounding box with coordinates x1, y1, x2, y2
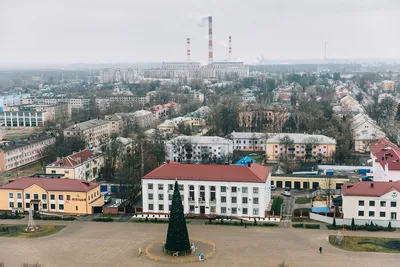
(1, 219, 400, 267)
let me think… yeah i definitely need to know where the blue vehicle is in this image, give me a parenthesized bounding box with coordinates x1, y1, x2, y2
(357, 169, 371, 175)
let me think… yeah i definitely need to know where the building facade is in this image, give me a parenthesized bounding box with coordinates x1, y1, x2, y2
(64, 119, 109, 147)
(229, 132, 267, 152)
(351, 113, 386, 153)
(370, 138, 400, 182)
(142, 162, 271, 218)
(0, 177, 104, 215)
(45, 150, 104, 181)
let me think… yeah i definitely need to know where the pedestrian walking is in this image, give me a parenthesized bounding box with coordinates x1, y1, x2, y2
(319, 247, 323, 253)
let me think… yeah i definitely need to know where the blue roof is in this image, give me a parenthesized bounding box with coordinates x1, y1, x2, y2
(312, 207, 329, 213)
(235, 156, 256, 166)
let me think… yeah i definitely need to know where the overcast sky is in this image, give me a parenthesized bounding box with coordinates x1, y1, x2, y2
(0, 0, 399, 65)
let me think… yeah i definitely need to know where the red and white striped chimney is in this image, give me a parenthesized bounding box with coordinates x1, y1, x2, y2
(208, 16, 213, 65)
(229, 36, 232, 61)
(186, 38, 191, 62)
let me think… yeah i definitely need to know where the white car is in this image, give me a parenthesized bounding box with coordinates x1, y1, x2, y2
(281, 191, 291, 197)
(271, 185, 276, 191)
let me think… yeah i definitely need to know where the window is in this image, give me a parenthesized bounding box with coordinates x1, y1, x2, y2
(9, 202, 14, 208)
(34, 194, 39, 200)
(242, 187, 248, 193)
(243, 208, 248, 215)
(42, 203, 47, 210)
(42, 194, 47, 200)
(391, 202, 397, 207)
(221, 196, 226, 203)
(253, 188, 259, 194)
(242, 197, 248, 204)
(50, 204, 55, 209)
(51, 170, 56, 174)
(8, 193, 13, 198)
(221, 207, 226, 214)
(67, 195, 71, 201)
(358, 200, 364, 206)
(253, 208, 259, 215)
(253, 198, 259, 204)
(169, 194, 172, 200)
(221, 186, 226, 193)
(76, 206, 78, 211)
(159, 204, 164, 211)
(231, 187, 237, 193)
(380, 201, 386, 207)
(148, 193, 153, 200)
(26, 203, 30, 209)
(210, 206, 216, 213)
(59, 204, 64, 210)
(17, 193, 22, 199)
(369, 211, 375, 217)
(59, 195, 63, 201)
(168, 184, 173, 190)
(369, 201, 375, 207)
(232, 197, 237, 204)
(158, 184, 163, 190)
(232, 207, 237, 214)
(148, 204, 153, 210)
(17, 202, 22, 208)
(158, 194, 164, 200)
(148, 184, 153, 190)
(179, 185, 184, 191)
(50, 194, 55, 200)
(25, 193, 30, 199)
(380, 212, 386, 218)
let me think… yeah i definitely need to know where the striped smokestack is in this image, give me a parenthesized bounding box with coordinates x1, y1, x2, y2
(208, 16, 213, 65)
(229, 36, 232, 61)
(186, 38, 191, 62)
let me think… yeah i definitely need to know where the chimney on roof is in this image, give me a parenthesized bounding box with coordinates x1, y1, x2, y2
(187, 160, 191, 164)
(370, 183, 374, 188)
(247, 162, 252, 167)
(224, 162, 228, 165)
(166, 160, 170, 164)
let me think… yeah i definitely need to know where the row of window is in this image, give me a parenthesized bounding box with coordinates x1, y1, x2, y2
(359, 200, 397, 207)
(9, 202, 65, 210)
(9, 191, 100, 201)
(147, 204, 259, 215)
(221, 196, 258, 204)
(147, 184, 259, 194)
(358, 210, 397, 219)
(235, 140, 264, 145)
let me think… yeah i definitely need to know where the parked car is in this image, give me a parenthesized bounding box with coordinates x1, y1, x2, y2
(284, 187, 292, 192)
(281, 191, 291, 197)
(271, 185, 276, 191)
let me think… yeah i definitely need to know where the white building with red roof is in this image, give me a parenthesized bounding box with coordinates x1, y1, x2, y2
(142, 162, 271, 218)
(45, 149, 104, 182)
(370, 138, 400, 181)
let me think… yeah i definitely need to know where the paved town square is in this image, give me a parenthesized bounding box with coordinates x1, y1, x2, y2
(1, 220, 399, 267)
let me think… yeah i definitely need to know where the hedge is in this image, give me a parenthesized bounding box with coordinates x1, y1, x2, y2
(0, 212, 24, 220)
(305, 224, 320, 229)
(92, 217, 114, 222)
(36, 216, 75, 221)
(292, 223, 304, 228)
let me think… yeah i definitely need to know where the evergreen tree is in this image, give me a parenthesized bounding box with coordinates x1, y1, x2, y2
(332, 217, 336, 227)
(388, 221, 392, 229)
(351, 218, 355, 230)
(165, 181, 190, 254)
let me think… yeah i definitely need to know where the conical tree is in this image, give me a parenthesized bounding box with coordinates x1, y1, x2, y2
(165, 181, 190, 254)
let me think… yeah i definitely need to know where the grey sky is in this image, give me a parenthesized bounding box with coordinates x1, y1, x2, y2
(0, 0, 399, 65)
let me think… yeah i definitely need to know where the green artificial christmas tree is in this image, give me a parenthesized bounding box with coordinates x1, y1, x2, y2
(165, 181, 191, 254)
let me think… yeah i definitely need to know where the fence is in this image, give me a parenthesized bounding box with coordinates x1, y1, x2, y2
(310, 212, 400, 227)
(312, 189, 341, 197)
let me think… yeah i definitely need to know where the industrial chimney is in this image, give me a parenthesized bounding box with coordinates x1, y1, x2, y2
(229, 36, 232, 61)
(208, 16, 213, 65)
(186, 38, 191, 62)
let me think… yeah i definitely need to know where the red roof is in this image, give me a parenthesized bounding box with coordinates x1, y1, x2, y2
(342, 181, 400, 197)
(370, 138, 399, 157)
(0, 177, 99, 192)
(143, 163, 270, 183)
(375, 149, 400, 170)
(48, 149, 101, 168)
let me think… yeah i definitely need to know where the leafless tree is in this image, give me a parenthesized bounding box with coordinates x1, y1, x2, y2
(277, 260, 289, 267)
(323, 176, 335, 208)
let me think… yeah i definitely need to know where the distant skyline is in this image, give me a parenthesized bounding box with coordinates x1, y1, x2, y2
(1, 0, 399, 66)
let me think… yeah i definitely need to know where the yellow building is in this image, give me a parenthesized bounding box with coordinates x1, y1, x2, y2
(271, 174, 349, 190)
(266, 133, 336, 162)
(382, 80, 396, 91)
(0, 177, 104, 215)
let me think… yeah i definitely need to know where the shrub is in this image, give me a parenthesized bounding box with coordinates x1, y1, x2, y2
(23, 264, 43, 267)
(351, 218, 355, 230)
(305, 224, 320, 229)
(37, 216, 75, 221)
(332, 217, 336, 227)
(221, 219, 224, 225)
(0, 212, 24, 220)
(145, 216, 148, 222)
(260, 223, 279, 227)
(292, 223, 304, 228)
(92, 217, 114, 222)
(327, 224, 342, 230)
(253, 219, 258, 226)
(240, 219, 243, 226)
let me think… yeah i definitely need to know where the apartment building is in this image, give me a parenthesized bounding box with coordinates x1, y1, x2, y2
(131, 110, 155, 129)
(151, 102, 180, 120)
(95, 95, 148, 111)
(370, 138, 400, 182)
(238, 108, 288, 132)
(142, 162, 271, 217)
(104, 114, 123, 135)
(36, 98, 90, 111)
(266, 133, 336, 162)
(45, 150, 104, 182)
(0, 135, 56, 171)
(351, 113, 386, 153)
(229, 132, 267, 152)
(0, 177, 104, 215)
(382, 80, 396, 91)
(165, 136, 233, 163)
(0, 94, 30, 110)
(342, 181, 400, 227)
(64, 119, 109, 147)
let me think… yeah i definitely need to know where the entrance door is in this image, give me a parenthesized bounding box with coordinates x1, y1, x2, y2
(200, 206, 205, 214)
(33, 204, 39, 211)
(294, 182, 301, 189)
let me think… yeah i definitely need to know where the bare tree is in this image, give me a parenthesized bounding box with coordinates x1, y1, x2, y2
(277, 260, 289, 267)
(323, 176, 335, 208)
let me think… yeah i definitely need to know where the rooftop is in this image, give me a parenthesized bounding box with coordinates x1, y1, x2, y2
(65, 119, 108, 132)
(47, 149, 102, 168)
(0, 177, 99, 192)
(0, 134, 55, 152)
(342, 181, 400, 197)
(229, 132, 266, 139)
(266, 133, 336, 145)
(168, 135, 233, 145)
(143, 162, 270, 183)
(370, 138, 399, 157)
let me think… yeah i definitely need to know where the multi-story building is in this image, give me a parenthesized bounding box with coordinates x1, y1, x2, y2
(238, 107, 289, 133)
(266, 133, 336, 162)
(0, 94, 30, 110)
(104, 114, 123, 135)
(342, 181, 400, 226)
(151, 102, 180, 120)
(351, 113, 386, 153)
(157, 120, 177, 134)
(142, 162, 271, 217)
(131, 110, 155, 129)
(382, 80, 396, 91)
(95, 95, 148, 110)
(165, 136, 233, 163)
(0, 135, 56, 171)
(0, 177, 104, 214)
(36, 98, 90, 111)
(370, 138, 400, 182)
(45, 150, 104, 182)
(229, 132, 267, 152)
(64, 119, 109, 147)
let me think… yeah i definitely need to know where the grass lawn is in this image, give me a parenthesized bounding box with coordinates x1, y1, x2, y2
(295, 197, 312, 204)
(329, 235, 400, 253)
(0, 224, 65, 238)
(99, 213, 122, 218)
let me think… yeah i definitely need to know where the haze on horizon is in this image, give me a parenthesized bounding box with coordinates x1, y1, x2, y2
(0, 0, 399, 66)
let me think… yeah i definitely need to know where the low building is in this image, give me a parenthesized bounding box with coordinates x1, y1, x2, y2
(64, 119, 109, 147)
(271, 174, 349, 190)
(157, 119, 177, 134)
(340, 95, 364, 114)
(0, 135, 56, 171)
(370, 138, 400, 182)
(351, 113, 386, 153)
(266, 133, 336, 162)
(0, 177, 104, 214)
(229, 132, 266, 152)
(166, 135, 233, 163)
(142, 162, 271, 217)
(45, 150, 104, 182)
(342, 181, 400, 226)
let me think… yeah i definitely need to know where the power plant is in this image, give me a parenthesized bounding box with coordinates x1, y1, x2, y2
(144, 16, 249, 79)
